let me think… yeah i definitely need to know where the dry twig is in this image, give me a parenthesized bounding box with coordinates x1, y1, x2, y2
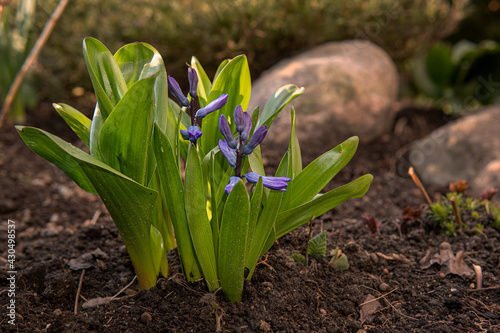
(408, 167, 432, 206)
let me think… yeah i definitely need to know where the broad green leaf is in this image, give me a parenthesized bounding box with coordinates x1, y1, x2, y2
(83, 37, 127, 118)
(213, 58, 229, 82)
(256, 84, 304, 129)
(246, 151, 289, 279)
(184, 144, 219, 290)
(114, 42, 169, 131)
(218, 179, 250, 302)
(288, 106, 302, 176)
(99, 75, 156, 185)
(16, 126, 160, 289)
(200, 55, 251, 153)
(308, 231, 327, 259)
(248, 145, 265, 176)
(16, 126, 96, 194)
(153, 124, 202, 281)
(286, 137, 359, 209)
(276, 174, 373, 238)
(209, 152, 220, 255)
(53, 103, 91, 147)
(246, 177, 263, 264)
(191, 56, 212, 107)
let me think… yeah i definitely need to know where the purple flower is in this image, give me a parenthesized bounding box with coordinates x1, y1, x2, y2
(225, 176, 242, 194)
(195, 94, 228, 119)
(180, 126, 203, 143)
(242, 125, 267, 155)
(188, 67, 198, 98)
(219, 115, 237, 149)
(219, 139, 236, 167)
(244, 172, 290, 191)
(167, 75, 189, 107)
(233, 105, 252, 142)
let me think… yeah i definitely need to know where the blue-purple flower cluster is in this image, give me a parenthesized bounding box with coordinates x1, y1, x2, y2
(219, 106, 290, 194)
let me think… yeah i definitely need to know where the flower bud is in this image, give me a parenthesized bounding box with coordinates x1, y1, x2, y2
(242, 125, 267, 155)
(225, 176, 242, 194)
(167, 75, 189, 107)
(219, 139, 236, 167)
(219, 115, 237, 149)
(180, 126, 203, 143)
(188, 67, 198, 98)
(244, 172, 290, 191)
(196, 94, 228, 119)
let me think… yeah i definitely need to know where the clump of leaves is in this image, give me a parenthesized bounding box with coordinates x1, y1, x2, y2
(329, 248, 349, 271)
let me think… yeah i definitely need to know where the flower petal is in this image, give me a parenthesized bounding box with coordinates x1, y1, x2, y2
(225, 176, 242, 194)
(240, 112, 252, 142)
(219, 139, 236, 167)
(242, 125, 267, 155)
(244, 172, 290, 191)
(219, 115, 238, 149)
(180, 126, 203, 143)
(167, 75, 189, 107)
(196, 94, 228, 119)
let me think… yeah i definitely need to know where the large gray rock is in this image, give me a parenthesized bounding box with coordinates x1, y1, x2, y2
(250, 40, 399, 158)
(410, 106, 500, 196)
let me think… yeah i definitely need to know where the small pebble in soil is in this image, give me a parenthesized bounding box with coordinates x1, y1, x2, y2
(379, 283, 391, 292)
(141, 311, 152, 323)
(439, 272, 446, 279)
(259, 320, 272, 332)
(382, 268, 389, 275)
(53, 309, 62, 316)
(262, 281, 273, 290)
(320, 308, 327, 315)
(369, 253, 378, 264)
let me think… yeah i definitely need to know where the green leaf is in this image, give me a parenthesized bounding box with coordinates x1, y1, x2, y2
(246, 152, 289, 279)
(83, 37, 128, 119)
(286, 137, 359, 210)
(246, 177, 263, 263)
(89, 104, 104, 160)
(53, 103, 91, 147)
(191, 56, 212, 107)
(218, 179, 250, 302)
(276, 174, 373, 238)
(16, 126, 97, 194)
(330, 248, 349, 271)
(426, 44, 453, 87)
(213, 59, 229, 83)
(114, 42, 169, 131)
(99, 75, 156, 185)
(150, 224, 168, 277)
(308, 231, 327, 259)
(256, 84, 305, 129)
(153, 124, 202, 281)
(290, 253, 306, 265)
(16, 126, 160, 289)
(184, 144, 220, 290)
(288, 106, 302, 177)
(199, 55, 251, 153)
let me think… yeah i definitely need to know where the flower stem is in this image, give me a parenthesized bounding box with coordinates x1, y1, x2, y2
(235, 136, 244, 178)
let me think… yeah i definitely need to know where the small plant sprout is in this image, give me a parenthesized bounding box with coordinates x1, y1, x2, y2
(362, 215, 381, 235)
(449, 180, 468, 193)
(16, 38, 373, 301)
(408, 167, 432, 206)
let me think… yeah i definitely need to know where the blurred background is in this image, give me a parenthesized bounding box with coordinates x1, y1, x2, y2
(1, 0, 499, 122)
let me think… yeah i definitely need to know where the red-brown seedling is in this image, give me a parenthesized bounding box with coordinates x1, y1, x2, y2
(362, 215, 381, 235)
(481, 188, 498, 201)
(449, 180, 468, 193)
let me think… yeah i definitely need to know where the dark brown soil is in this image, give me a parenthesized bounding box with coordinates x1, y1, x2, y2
(1, 103, 499, 332)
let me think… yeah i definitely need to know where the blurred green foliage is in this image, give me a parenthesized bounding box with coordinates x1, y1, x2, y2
(35, 0, 469, 101)
(412, 39, 500, 117)
(0, 0, 38, 122)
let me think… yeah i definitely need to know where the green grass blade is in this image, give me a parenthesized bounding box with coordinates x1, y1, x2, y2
(218, 179, 250, 302)
(99, 75, 156, 185)
(276, 174, 373, 238)
(83, 37, 128, 119)
(287, 137, 359, 210)
(153, 124, 202, 281)
(53, 103, 91, 147)
(184, 144, 219, 290)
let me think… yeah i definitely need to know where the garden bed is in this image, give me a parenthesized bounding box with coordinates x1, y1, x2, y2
(1, 103, 499, 332)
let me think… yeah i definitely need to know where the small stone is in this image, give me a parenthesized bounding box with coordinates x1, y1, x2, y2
(369, 253, 378, 264)
(53, 309, 62, 316)
(382, 268, 390, 275)
(141, 311, 152, 323)
(262, 281, 273, 290)
(320, 308, 327, 315)
(440, 242, 451, 250)
(259, 320, 272, 332)
(440, 272, 446, 279)
(379, 283, 391, 292)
